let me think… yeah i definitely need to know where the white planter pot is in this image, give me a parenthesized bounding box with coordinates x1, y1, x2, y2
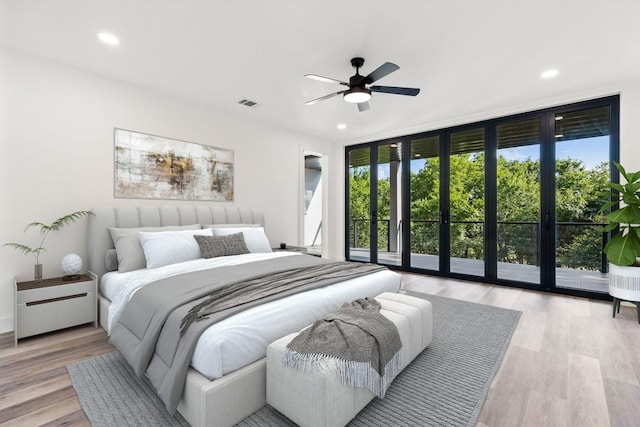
(608, 263, 640, 302)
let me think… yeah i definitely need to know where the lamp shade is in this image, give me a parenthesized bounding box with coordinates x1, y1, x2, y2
(61, 253, 83, 275)
(343, 88, 371, 104)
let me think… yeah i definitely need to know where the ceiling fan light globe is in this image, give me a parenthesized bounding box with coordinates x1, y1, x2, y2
(343, 88, 371, 104)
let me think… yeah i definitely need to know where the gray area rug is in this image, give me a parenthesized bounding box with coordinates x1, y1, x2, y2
(67, 291, 521, 427)
(67, 351, 189, 426)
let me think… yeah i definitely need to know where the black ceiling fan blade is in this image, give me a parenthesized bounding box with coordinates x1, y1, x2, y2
(364, 62, 399, 84)
(357, 101, 370, 112)
(304, 74, 348, 85)
(370, 86, 420, 96)
(305, 91, 346, 105)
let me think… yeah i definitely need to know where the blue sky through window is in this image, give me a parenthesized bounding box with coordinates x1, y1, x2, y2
(374, 135, 609, 179)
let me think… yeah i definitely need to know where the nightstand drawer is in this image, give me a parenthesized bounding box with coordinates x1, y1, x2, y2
(58, 292, 95, 329)
(16, 302, 57, 339)
(17, 280, 94, 305)
(16, 291, 95, 339)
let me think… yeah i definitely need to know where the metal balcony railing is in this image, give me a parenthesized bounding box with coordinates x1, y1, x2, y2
(349, 218, 609, 273)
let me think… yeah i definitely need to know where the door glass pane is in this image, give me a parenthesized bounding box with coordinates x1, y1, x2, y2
(348, 148, 370, 262)
(377, 143, 402, 266)
(450, 128, 485, 276)
(554, 107, 610, 293)
(496, 118, 541, 284)
(409, 135, 440, 270)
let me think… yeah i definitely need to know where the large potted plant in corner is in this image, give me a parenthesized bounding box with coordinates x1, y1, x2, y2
(3, 210, 92, 281)
(602, 162, 640, 321)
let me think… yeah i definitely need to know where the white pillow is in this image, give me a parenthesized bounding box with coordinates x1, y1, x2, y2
(138, 228, 213, 269)
(211, 227, 272, 253)
(108, 224, 200, 273)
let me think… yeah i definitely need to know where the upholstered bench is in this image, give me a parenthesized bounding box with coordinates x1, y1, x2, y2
(266, 292, 433, 427)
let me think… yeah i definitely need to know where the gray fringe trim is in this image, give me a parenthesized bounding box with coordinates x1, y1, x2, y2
(283, 349, 403, 399)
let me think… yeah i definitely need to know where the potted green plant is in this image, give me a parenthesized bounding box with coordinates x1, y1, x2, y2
(601, 162, 640, 321)
(3, 210, 92, 281)
(602, 162, 640, 266)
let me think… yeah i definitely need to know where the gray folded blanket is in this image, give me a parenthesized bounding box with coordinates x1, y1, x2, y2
(284, 298, 402, 398)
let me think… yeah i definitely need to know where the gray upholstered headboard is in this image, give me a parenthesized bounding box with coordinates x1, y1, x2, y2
(89, 206, 265, 281)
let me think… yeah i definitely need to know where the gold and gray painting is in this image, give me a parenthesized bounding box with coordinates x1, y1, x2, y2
(114, 129, 233, 201)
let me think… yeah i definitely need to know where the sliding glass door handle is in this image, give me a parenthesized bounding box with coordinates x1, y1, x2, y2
(544, 212, 550, 230)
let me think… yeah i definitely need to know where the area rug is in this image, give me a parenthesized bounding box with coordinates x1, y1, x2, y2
(67, 291, 521, 427)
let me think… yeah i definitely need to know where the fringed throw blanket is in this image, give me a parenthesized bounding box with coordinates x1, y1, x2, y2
(284, 298, 402, 398)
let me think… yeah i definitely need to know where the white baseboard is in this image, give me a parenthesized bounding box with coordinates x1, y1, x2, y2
(0, 316, 13, 334)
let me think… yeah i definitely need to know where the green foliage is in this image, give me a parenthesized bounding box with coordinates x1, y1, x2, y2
(3, 210, 93, 264)
(602, 162, 640, 266)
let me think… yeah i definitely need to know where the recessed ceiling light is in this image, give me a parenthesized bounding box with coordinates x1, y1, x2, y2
(555, 134, 563, 138)
(555, 115, 564, 120)
(98, 32, 120, 46)
(541, 69, 559, 79)
(390, 144, 398, 148)
(337, 123, 347, 130)
(414, 153, 421, 158)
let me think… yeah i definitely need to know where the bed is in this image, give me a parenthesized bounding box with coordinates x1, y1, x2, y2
(88, 205, 401, 427)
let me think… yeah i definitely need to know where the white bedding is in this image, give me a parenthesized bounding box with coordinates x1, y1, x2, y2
(101, 252, 401, 379)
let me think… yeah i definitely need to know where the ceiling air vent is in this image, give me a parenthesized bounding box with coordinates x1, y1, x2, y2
(238, 99, 258, 107)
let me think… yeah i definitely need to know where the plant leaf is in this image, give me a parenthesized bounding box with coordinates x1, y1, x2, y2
(602, 222, 618, 232)
(608, 182, 624, 193)
(2, 242, 35, 255)
(605, 205, 640, 224)
(629, 170, 640, 183)
(598, 200, 618, 213)
(24, 222, 48, 233)
(604, 232, 640, 266)
(48, 210, 93, 231)
(614, 162, 629, 182)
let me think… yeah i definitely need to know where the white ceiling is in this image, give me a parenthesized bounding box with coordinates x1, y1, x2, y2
(2, 0, 640, 144)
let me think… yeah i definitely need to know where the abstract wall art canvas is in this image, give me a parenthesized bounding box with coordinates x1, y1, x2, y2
(114, 129, 234, 201)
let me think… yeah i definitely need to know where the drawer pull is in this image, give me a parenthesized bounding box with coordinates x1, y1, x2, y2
(26, 293, 88, 306)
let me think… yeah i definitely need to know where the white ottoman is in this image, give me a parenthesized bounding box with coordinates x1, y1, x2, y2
(266, 292, 433, 427)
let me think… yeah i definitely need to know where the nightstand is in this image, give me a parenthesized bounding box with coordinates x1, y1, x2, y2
(272, 245, 308, 254)
(13, 274, 97, 346)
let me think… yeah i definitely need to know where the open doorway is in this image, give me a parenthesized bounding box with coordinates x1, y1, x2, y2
(304, 153, 323, 256)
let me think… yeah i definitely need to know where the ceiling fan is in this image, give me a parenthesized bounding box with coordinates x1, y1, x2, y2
(304, 57, 420, 112)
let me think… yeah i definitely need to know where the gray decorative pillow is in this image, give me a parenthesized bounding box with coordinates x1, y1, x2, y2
(108, 224, 200, 272)
(105, 249, 119, 272)
(194, 233, 250, 258)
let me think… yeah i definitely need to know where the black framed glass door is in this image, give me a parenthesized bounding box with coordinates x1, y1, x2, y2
(346, 95, 618, 298)
(347, 147, 372, 263)
(447, 127, 486, 278)
(407, 135, 440, 271)
(495, 117, 542, 285)
(346, 141, 403, 266)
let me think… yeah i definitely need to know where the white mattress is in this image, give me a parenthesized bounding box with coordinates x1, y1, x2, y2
(101, 253, 401, 379)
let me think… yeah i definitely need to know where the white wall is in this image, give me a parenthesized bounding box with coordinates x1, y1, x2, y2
(0, 48, 341, 333)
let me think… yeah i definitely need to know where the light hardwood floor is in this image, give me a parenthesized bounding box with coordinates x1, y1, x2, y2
(1, 273, 638, 426)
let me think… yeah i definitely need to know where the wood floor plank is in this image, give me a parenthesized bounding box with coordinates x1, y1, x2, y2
(0, 376, 71, 411)
(603, 377, 640, 427)
(567, 352, 611, 427)
(39, 410, 90, 427)
(0, 386, 77, 424)
(509, 309, 548, 352)
(1, 396, 82, 427)
(521, 390, 568, 427)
